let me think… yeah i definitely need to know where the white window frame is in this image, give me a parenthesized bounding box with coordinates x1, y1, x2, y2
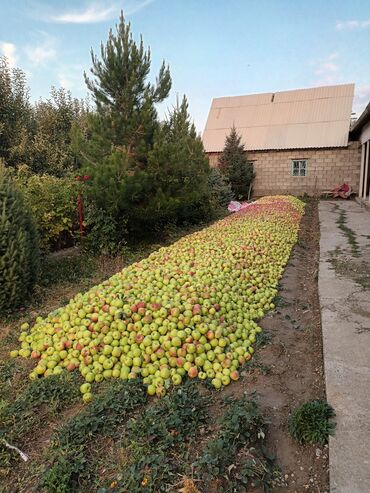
(292, 159, 307, 177)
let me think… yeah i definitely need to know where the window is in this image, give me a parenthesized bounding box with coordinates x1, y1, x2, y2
(292, 159, 307, 177)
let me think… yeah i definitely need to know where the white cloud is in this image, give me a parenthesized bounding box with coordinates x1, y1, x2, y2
(48, 1, 154, 24)
(0, 42, 17, 67)
(336, 20, 370, 31)
(25, 33, 56, 65)
(314, 53, 341, 85)
(50, 4, 117, 24)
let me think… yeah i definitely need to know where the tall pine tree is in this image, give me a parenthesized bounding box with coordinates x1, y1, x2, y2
(143, 96, 211, 227)
(78, 12, 172, 249)
(218, 126, 255, 200)
(83, 11, 171, 170)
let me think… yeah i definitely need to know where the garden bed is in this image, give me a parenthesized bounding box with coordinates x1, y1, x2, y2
(0, 199, 328, 493)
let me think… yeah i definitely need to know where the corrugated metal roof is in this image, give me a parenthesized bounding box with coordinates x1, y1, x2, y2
(202, 84, 355, 152)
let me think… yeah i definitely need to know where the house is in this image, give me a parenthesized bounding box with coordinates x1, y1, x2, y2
(350, 102, 370, 204)
(202, 84, 361, 196)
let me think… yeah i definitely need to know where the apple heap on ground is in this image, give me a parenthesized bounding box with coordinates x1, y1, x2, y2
(11, 195, 305, 401)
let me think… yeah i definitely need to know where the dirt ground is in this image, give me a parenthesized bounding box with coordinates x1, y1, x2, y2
(259, 199, 328, 492)
(203, 199, 328, 493)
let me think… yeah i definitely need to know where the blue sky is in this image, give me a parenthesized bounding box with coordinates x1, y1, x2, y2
(1, 0, 370, 131)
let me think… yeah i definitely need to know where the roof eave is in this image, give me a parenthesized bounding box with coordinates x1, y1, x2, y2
(205, 144, 350, 153)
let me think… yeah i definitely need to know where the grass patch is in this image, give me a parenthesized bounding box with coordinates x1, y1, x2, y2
(39, 254, 98, 287)
(0, 372, 82, 483)
(288, 400, 336, 445)
(329, 253, 370, 290)
(335, 208, 360, 257)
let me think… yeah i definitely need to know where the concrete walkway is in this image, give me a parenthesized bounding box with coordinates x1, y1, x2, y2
(319, 200, 370, 493)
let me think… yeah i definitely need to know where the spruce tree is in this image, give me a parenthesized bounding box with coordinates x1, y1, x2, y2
(208, 167, 234, 208)
(218, 126, 255, 200)
(0, 164, 39, 312)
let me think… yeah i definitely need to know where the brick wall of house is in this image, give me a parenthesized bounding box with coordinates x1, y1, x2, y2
(207, 142, 361, 196)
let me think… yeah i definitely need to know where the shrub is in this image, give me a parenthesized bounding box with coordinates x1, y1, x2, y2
(289, 400, 336, 445)
(0, 164, 39, 313)
(14, 166, 78, 251)
(83, 204, 128, 255)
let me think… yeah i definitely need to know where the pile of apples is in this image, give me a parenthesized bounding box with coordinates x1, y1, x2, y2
(11, 196, 304, 401)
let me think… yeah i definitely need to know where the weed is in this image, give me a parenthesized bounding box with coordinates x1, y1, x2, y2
(42, 379, 147, 493)
(236, 448, 282, 492)
(335, 209, 360, 257)
(242, 355, 270, 376)
(272, 295, 289, 308)
(288, 400, 336, 445)
(328, 253, 370, 290)
(116, 381, 210, 493)
(0, 372, 81, 444)
(284, 314, 301, 330)
(255, 331, 272, 349)
(195, 394, 266, 480)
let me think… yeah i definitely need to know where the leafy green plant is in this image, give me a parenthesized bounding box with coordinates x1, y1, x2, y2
(0, 164, 40, 313)
(117, 382, 210, 493)
(0, 360, 15, 383)
(237, 448, 281, 492)
(42, 379, 147, 493)
(83, 205, 127, 255)
(195, 394, 266, 480)
(288, 400, 336, 445)
(14, 167, 79, 251)
(0, 372, 81, 444)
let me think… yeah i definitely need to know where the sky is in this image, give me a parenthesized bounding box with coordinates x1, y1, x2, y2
(1, 0, 370, 132)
